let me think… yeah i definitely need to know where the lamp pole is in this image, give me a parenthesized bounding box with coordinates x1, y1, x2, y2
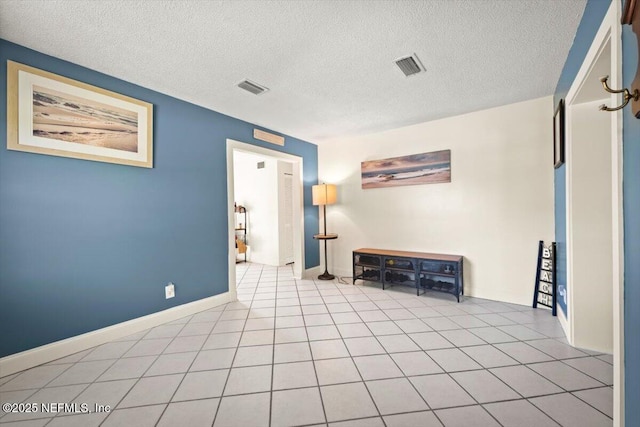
(313, 183, 337, 281)
(318, 203, 334, 280)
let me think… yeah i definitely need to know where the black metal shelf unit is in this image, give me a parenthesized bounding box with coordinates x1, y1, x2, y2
(353, 248, 464, 302)
(235, 204, 247, 263)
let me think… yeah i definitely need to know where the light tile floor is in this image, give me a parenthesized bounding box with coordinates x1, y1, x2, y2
(0, 263, 613, 426)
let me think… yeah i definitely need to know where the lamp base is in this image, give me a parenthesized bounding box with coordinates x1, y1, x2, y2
(317, 272, 335, 280)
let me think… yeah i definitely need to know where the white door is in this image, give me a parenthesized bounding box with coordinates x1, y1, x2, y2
(282, 173, 295, 264)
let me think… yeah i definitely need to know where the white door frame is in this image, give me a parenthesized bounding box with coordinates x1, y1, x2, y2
(564, 1, 624, 425)
(226, 139, 306, 299)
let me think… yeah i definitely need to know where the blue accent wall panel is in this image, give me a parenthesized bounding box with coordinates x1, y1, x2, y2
(554, 166, 568, 316)
(0, 39, 319, 358)
(554, 0, 613, 104)
(622, 16, 640, 424)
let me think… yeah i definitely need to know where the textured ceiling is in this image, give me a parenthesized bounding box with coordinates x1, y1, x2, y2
(0, 0, 586, 145)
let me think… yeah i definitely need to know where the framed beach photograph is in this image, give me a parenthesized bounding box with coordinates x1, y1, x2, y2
(6, 61, 153, 168)
(361, 149, 451, 189)
(553, 99, 565, 169)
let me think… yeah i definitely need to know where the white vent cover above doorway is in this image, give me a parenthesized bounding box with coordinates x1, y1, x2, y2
(254, 129, 285, 146)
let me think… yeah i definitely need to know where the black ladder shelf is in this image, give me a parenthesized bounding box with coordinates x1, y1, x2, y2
(533, 240, 557, 316)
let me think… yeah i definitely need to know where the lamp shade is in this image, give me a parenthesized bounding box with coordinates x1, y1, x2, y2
(312, 184, 337, 206)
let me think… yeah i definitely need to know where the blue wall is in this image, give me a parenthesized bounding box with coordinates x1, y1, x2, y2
(622, 14, 640, 424)
(0, 39, 319, 358)
(553, 0, 611, 319)
(554, 166, 568, 316)
(554, 0, 640, 423)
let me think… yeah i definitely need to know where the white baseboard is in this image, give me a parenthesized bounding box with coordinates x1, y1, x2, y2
(557, 306, 571, 343)
(0, 292, 234, 377)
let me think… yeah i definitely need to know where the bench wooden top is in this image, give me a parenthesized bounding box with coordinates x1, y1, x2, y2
(354, 248, 463, 262)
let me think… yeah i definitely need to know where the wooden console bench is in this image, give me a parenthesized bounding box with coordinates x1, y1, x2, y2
(352, 248, 464, 302)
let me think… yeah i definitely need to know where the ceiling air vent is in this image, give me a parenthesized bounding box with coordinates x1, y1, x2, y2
(394, 54, 424, 77)
(237, 79, 269, 95)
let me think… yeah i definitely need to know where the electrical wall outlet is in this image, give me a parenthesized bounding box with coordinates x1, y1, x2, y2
(165, 283, 175, 299)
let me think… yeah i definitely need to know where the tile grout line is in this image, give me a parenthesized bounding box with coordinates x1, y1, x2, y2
(569, 388, 614, 420)
(102, 316, 195, 425)
(2, 262, 614, 426)
(314, 277, 388, 426)
(30, 329, 165, 424)
(151, 302, 233, 427)
(347, 280, 446, 426)
(365, 281, 549, 427)
(343, 279, 589, 425)
(350, 279, 497, 426)
(293, 270, 329, 427)
(241, 273, 612, 423)
(212, 263, 265, 427)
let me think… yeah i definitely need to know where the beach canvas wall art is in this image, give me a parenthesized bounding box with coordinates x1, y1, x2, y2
(7, 61, 153, 168)
(361, 150, 451, 189)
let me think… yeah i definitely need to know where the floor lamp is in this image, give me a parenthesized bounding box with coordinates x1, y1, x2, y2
(312, 183, 338, 280)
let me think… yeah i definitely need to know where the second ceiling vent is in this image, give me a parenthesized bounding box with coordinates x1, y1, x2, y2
(394, 54, 424, 77)
(237, 79, 269, 95)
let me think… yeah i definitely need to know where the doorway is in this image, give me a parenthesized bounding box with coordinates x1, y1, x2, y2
(563, 1, 623, 423)
(226, 139, 305, 299)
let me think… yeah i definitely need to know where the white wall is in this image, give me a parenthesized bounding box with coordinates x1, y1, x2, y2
(318, 96, 555, 305)
(234, 151, 279, 265)
(568, 100, 613, 352)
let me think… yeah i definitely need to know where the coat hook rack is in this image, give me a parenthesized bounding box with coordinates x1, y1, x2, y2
(599, 76, 639, 112)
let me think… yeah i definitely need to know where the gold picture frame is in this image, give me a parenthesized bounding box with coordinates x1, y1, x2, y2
(7, 61, 153, 168)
